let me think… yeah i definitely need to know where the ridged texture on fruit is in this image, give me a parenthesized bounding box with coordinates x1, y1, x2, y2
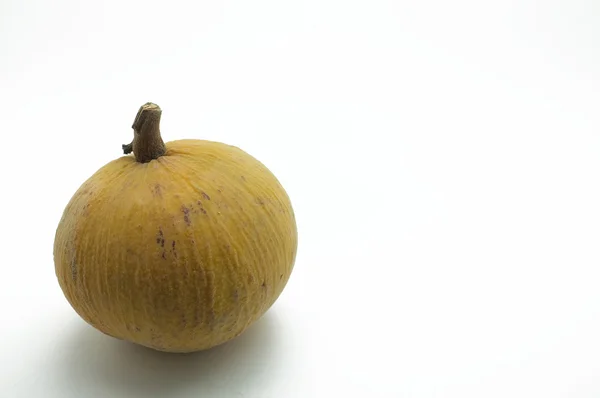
(54, 139, 297, 353)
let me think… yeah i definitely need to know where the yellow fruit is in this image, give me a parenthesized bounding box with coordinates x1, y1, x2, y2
(54, 103, 297, 353)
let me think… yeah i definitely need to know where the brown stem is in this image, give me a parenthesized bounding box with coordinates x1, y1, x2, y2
(122, 102, 166, 163)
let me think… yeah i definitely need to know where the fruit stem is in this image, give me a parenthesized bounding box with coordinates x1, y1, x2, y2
(122, 102, 166, 163)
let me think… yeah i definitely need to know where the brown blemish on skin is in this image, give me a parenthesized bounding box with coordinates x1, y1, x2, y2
(181, 205, 191, 226)
(261, 281, 266, 288)
(280, 274, 283, 280)
(172, 241, 178, 258)
(256, 197, 265, 206)
(71, 260, 77, 281)
(196, 201, 208, 214)
(156, 228, 165, 246)
(241, 175, 246, 182)
(162, 251, 166, 260)
(153, 184, 163, 197)
(201, 192, 211, 201)
(233, 289, 239, 301)
(135, 327, 141, 332)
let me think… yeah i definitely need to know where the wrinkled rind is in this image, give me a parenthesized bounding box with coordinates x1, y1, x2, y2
(54, 139, 297, 353)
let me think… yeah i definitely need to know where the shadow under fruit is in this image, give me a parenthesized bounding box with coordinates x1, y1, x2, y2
(53, 102, 297, 353)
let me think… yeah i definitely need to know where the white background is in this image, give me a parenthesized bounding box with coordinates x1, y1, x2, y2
(1, 0, 600, 397)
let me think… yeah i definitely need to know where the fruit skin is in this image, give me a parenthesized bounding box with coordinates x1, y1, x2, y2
(54, 138, 297, 353)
